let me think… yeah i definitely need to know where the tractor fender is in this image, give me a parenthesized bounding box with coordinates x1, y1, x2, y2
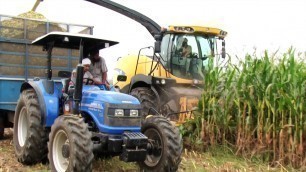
(119, 74, 152, 93)
(129, 74, 152, 92)
(20, 80, 60, 127)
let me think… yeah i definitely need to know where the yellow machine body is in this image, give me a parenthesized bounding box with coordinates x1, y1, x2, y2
(113, 25, 227, 123)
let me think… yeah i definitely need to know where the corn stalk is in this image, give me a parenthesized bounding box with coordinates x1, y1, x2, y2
(184, 49, 306, 168)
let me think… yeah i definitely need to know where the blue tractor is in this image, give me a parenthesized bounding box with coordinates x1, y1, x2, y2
(12, 32, 182, 171)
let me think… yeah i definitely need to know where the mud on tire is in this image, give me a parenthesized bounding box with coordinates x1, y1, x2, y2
(48, 115, 93, 172)
(131, 87, 158, 116)
(139, 116, 183, 172)
(13, 89, 48, 164)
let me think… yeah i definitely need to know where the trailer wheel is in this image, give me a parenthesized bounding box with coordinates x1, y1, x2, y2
(0, 116, 4, 139)
(13, 89, 48, 164)
(131, 87, 157, 116)
(48, 115, 93, 172)
(139, 116, 183, 172)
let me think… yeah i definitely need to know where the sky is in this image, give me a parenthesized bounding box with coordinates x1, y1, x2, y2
(1, 0, 306, 76)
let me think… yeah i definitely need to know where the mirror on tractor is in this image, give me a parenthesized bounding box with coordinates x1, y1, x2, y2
(58, 71, 71, 78)
(117, 75, 127, 82)
(154, 41, 161, 53)
(111, 75, 127, 92)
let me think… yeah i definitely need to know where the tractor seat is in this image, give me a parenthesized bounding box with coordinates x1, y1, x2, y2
(62, 78, 75, 98)
(61, 78, 71, 94)
(67, 82, 75, 98)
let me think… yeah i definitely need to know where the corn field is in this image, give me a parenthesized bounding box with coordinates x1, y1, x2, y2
(185, 49, 306, 168)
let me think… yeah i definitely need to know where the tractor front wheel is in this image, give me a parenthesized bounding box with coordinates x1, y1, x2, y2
(48, 115, 93, 172)
(13, 89, 48, 164)
(139, 116, 183, 171)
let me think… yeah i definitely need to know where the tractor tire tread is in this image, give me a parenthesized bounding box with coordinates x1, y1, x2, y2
(48, 115, 93, 172)
(131, 87, 157, 116)
(140, 116, 182, 172)
(13, 89, 48, 165)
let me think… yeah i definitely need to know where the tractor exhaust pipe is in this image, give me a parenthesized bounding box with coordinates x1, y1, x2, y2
(73, 40, 84, 114)
(73, 65, 84, 114)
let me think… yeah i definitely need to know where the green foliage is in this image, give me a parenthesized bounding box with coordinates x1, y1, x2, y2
(186, 49, 306, 168)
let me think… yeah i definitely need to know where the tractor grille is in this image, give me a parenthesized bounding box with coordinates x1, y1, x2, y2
(103, 103, 142, 127)
(104, 115, 141, 127)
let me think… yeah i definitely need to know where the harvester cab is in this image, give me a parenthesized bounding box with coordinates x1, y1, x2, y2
(156, 26, 227, 80)
(85, 0, 227, 124)
(13, 31, 182, 172)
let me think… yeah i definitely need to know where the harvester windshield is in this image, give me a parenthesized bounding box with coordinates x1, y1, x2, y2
(159, 26, 227, 80)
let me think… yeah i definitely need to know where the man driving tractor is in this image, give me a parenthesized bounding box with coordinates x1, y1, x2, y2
(88, 49, 110, 89)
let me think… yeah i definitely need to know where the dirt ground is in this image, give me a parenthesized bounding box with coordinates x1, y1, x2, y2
(0, 129, 38, 171)
(0, 129, 210, 172)
(0, 129, 284, 172)
(0, 129, 138, 172)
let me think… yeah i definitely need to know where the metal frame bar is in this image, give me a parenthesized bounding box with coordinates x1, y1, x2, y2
(0, 14, 94, 111)
(0, 14, 94, 28)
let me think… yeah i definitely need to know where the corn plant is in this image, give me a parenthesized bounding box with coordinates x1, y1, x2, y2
(184, 49, 306, 168)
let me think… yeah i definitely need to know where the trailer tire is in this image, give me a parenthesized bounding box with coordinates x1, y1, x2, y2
(13, 89, 48, 164)
(48, 115, 93, 172)
(0, 116, 4, 139)
(139, 116, 183, 172)
(131, 87, 157, 116)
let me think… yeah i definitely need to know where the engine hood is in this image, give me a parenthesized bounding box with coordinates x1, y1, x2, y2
(82, 86, 140, 105)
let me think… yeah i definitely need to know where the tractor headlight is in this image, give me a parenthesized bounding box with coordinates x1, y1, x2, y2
(130, 110, 138, 117)
(114, 109, 124, 116)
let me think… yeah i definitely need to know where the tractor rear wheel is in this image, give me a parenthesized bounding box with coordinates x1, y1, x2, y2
(13, 89, 48, 164)
(48, 115, 93, 172)
(130, 87, 158, 117)
(139, 116, 183, 172)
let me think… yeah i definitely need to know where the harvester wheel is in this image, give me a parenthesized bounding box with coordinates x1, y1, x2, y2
(139, 116, 183, 171)
(13, 89, 48, 164)
(131, 87, 157, 116)
(0, 116, 4, 139)
(48, 115, 93, 172)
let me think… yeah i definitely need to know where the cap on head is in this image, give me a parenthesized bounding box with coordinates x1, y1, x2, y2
(183, 38, 188, 43)
(82, 58, 91, 66)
